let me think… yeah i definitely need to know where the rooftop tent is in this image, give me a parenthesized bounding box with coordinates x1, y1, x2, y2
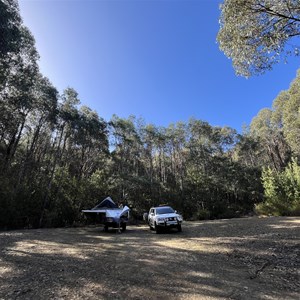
(92, 197, 118, 210)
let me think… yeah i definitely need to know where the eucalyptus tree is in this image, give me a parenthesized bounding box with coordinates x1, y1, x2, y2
(71, 105, 108, 179)
(184, 118, 258, 218)
(13, 75, 58, 228)
(154, 126, 169, 185)
(233, 131, 261, 167)
(0, 0, 44, 228)
(250, 108, 290, 170)
(0, 71, 57, 229)
(53, 88, 81, 166)
(109, 115, 144, 205)
(15, 74, 58, 186)
(46, 105, 108, 227)
(36, 87, 110, 226)
(0, 0, 23, 89)
(249, 69, 300, 167)
(0, 0, 22, 58)
(280, 70, 300, 157)
(0, 25, 39, 167)
(187, 119, 215, 172)
(140, 123, 159, 202)
(185, 119, 220, 217)
(218, 0, 300, 77)
(141, 124, 156, 183)
(164, 122, 188, 207)
(37, 87, 80, 227)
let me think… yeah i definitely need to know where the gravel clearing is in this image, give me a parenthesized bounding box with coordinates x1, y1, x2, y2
(0, 217, 299, 299)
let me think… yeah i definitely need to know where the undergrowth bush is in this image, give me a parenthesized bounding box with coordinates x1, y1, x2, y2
(256, 158, 300, 216)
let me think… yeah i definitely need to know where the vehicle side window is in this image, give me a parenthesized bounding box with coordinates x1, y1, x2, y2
(150, 209, 154, 215)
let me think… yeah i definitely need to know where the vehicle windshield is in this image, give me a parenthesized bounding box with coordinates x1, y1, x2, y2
(156, 207, 175, 215)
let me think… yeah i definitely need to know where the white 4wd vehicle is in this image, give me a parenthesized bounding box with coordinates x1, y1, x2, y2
(148, 206, 183, 233)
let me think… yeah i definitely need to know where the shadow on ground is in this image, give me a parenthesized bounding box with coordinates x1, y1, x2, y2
(0, 217, 299, 299)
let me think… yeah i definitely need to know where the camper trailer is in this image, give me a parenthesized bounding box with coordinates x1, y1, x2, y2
(82, 197, 130, 232)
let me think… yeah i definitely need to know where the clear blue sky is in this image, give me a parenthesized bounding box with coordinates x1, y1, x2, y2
(19, 0, 300, 132)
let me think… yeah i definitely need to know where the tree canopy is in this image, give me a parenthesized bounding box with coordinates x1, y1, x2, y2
(1, 1, 300, 229)
(217, 0, 300, 77)
(0, 0, 22, 58)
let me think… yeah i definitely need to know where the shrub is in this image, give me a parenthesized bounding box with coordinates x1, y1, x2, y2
(257, 158, 300, 216)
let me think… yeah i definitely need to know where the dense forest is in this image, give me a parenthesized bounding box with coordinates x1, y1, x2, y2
(1, 1, 299, 229)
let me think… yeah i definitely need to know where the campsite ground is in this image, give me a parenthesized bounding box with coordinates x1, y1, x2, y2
(0, 217, 299, 300)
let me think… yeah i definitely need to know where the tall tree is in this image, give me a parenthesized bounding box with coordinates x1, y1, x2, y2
(0, 16, 39, 167)
(250, 108, 290, 170)
(0, 0, 22, 59)
(281, 70, 300, 157)
(109, 115, 144, 205)
(218, 0, 300, 77)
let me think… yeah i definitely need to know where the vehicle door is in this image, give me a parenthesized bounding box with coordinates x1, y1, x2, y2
(148, 208, 155, 226)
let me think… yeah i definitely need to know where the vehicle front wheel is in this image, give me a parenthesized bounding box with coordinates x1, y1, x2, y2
(155, 222, 161, 234)
(121, 223, 126, 232)
(148, 221, 154, 230)
(177, 224, 182, 232)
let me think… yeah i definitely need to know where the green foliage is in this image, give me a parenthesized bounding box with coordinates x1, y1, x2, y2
(257, 158, 300, 216)
(249, 69, 300, 165)
(218, 0, 300, 77)
(1, 0, 284, 229)
(281, 70, 300, 157)
(0, 0, 22, 59)
(193, 208, 211, 221)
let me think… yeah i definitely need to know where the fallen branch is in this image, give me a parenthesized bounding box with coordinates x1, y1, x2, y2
(250, 260, 272, 279)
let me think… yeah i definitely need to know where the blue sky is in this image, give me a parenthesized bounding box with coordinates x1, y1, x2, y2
(19, 0, 300, 132)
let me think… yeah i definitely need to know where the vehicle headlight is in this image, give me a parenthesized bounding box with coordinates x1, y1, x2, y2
(157, 218, 165, 222)
(106, 217, 114, 222)
(177, 215, 183, 222)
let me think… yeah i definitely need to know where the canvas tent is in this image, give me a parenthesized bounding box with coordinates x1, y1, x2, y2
(91, 197, 118, 210)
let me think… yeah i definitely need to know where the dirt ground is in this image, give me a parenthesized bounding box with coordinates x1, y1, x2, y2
(0, 217, 299, 300)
